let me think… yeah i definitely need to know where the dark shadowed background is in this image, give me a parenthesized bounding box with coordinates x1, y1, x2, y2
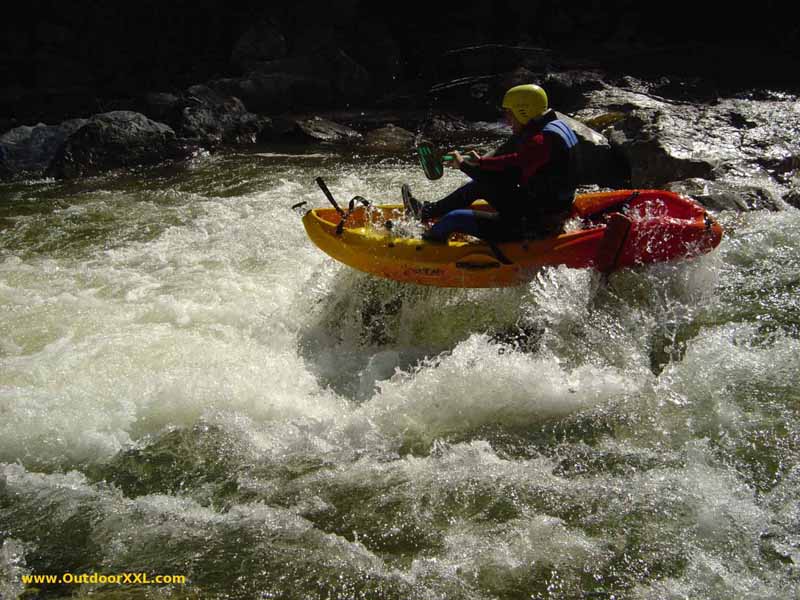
(2, 0, 798, 129)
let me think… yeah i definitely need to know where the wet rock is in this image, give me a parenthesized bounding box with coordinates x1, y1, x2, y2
(604, 109, 717, 187)
(575, 85, 800, 199)
(364, 125, 415, 152)
(142, 87, 271, 146)
(427, 75, 505, 120)
(758, 154, 800, 184)
(143, 92, 182, 123)
(273, 116, 363, 144)
(555, 112, 628, 188)
(544, 71, 607, 112)
(0, 118, 88, 180)
(47, 111, 188, 179)
(421, 114, 474, 141)
(666, 178, 784, 212)
(498, 67, 541, 92)
(577, 87, 724, 187)
(785, 189, 800, 210)
(649, 75, 721, 103)
(180, 85, 271, 145)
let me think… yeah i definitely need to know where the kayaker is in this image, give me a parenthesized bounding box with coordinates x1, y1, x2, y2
(403, 84, 579, 242)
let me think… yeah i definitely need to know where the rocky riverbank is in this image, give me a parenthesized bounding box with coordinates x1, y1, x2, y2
(3, 64, 798, 213)
(2, 3, 799, 212)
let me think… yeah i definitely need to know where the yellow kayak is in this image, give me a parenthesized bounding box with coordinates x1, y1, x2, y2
(302, 189, 723, 288)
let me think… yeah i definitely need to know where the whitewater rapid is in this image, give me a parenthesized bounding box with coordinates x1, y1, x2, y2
(1, 151, 798, 599)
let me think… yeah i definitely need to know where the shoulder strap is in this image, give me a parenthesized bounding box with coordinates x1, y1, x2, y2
(542, 120, 578, 148)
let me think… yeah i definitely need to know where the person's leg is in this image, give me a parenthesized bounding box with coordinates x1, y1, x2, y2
(405, 170, 515, 220)
(423, 210, 521, 243)
(419, 180, 486, 220)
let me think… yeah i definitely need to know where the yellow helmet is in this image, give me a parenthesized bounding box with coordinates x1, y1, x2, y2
(501, 84, 548, 125)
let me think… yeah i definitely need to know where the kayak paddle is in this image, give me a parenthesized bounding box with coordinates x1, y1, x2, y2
(416, 140, 455, 180)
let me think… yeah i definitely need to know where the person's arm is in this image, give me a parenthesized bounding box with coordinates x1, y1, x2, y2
(476, 134, 551, 173)
(449, 150, 482, 179)
(454, 134, 553, 180)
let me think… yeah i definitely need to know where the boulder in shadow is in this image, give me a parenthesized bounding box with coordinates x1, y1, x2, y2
(0, 119, 87, 180)
(47, 111, 188, 179)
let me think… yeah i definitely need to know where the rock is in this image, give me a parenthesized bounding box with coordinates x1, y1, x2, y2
(544, 71, 607, 112)
(498, 67, 542, 92)
(364, 125, 415, 152)
(421, 114, 474, 141)
(47, 111, 187, 179)
(427, 75, 506, 120)
(666, 178, 783, 211)
(273, 116, 363, 144)
(295, 117, 362, 143)
(180, 85, 271, 145)
(580, 111, 627, 131)
(142, 87, 271, 146)
(649, 76, 720, 103)
(605, 109, 717, 187)
(575, 85, 800, 199)
(555, 112, 628, 188)
(0, 118, 88, 180)
(143, 92, 182, 123)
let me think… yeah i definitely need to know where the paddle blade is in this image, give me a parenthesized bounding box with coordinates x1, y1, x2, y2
(417, 140, 444, 180)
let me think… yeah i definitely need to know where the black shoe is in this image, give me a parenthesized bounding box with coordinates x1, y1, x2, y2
(401, 183, 422, 220)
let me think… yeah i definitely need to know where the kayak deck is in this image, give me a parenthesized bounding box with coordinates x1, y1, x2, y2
(302, 189, 723, 287)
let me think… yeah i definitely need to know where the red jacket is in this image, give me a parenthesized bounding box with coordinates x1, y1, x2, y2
(467, 131, 553, 186)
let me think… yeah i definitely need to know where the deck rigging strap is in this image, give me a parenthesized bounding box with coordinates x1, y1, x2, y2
(316, 177, 368, 235)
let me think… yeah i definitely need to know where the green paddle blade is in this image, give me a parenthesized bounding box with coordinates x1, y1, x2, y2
(417, 140, 444, 180)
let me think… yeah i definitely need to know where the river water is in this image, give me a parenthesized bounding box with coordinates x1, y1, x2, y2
(1, 148, 799, 599)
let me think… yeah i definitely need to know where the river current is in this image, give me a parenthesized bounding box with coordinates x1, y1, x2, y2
(1, 149, 799, 599)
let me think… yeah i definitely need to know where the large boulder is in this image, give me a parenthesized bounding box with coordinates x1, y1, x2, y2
(604, 108, 717, 187)
(143, 87, 271, 146)
(544, 71, 607, 113)
(555, 112, 628, 188)
(0, 118, 87, 180)
(180, 85, 271, 145)
(47, 111, 187, 179)
(574, 85, 800, 201)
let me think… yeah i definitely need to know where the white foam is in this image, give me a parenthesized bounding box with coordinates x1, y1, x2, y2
(363, 334, 636, 442)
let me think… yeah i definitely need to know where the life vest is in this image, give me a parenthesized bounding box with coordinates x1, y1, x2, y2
(526, 112, 579, 220)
